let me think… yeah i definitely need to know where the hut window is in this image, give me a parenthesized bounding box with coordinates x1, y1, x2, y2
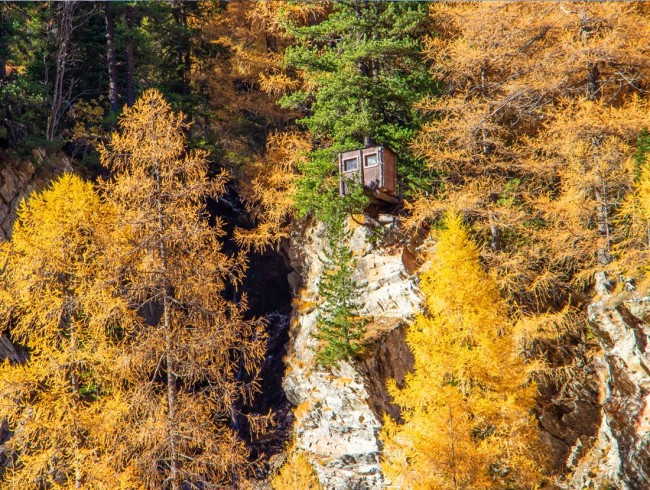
(343, 157, 358, 172)
(364, 153, 378, 168)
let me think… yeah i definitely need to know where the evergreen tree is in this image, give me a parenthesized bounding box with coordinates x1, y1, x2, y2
(0, 174, 137, 489)
(314, 206, 366, 367)
(381, 212, 545, 489)
(0, 3, 50, 146)
(278, 1, 434, 219)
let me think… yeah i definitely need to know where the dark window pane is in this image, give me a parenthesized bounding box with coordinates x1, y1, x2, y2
(343, 158, 358, 171)
(364, 153, 378, 167)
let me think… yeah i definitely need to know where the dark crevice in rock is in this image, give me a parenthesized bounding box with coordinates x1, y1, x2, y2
(207, 182, 295, 478)
(617, 304, 648, 355)
(537, 359, 602, 473)
(358, 324, 414, 423)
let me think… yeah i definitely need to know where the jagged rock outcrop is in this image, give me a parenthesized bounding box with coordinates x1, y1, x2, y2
(282, 218, 650, 490)
(282, 221, 421, 489)
(0, 149, 73, 239)
(568, 275, 650, 489)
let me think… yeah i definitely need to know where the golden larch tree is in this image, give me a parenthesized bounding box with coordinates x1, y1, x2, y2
(234, 130, 310, 251)
(381, 212, 545, 489)
(271, 448, 321, 490)
(411, 2, 650, 308)
(100, 88, 267, 490)
(530, 98, 648, 285)
(0, 174, 137, 489)
(196, 0, 322, 251)
(617, 132, 650, 275)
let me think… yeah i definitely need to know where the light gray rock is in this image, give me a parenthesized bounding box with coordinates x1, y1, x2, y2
(283, 220, 421, 489)
(567, 277, 650, 489)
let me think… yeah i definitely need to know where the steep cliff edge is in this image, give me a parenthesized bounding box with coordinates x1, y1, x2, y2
(282, 220, 420, 489)
(567, 276, 650, 489)
(280, 218, 650, 489)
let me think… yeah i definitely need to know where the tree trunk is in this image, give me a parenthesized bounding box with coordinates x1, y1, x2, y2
(0, 7, 7, 81)
(183, 44, 191, 95)
(125, 6, 135, 107)
(595, 181, 612, 266)
(480, 65, 494, 156)
(164, 288, 179, 490)
(154, 160, 179, 490)
(354, 3, 374, 147)
(105, 2, 119, 114)
(46, 1, 77, 141)
(488, 212, 500, 252)
(70, 324, 82, 489)
(579, 10, 601, 101)
(448, 404, 458, 490)
(593, 138, 612, 265)
(173, 2, 191, 97)
(586, 62, 600, 100)
(63, 283, 83, 489)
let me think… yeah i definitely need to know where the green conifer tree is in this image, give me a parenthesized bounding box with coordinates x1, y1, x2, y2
(314, 206, 366, 367)
(278, 1, 434, 220)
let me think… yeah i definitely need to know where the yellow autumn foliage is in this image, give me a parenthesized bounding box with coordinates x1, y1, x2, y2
(100, 89, 268, 489)
(381, 212, 545, 489)
(271, 449, 321, 490)
(411, 2, 650, 307)
(235, 130, 310, 251)
(0, 173, 138, 489)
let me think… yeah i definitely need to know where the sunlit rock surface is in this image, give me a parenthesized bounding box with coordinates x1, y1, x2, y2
(283, 221, 421, 489)
(568, 276, 650, 489)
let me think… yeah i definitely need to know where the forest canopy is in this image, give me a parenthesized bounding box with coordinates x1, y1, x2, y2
(0, 1, 647, 488)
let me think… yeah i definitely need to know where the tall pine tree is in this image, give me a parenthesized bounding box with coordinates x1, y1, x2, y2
(277, 1, 434, 220)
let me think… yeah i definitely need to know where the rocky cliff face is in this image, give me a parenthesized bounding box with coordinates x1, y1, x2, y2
(567, 275, 650, 489)
(0, 149, 74, 239)
(282, 221, 421, 489)
(281, 217, 650, 489)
